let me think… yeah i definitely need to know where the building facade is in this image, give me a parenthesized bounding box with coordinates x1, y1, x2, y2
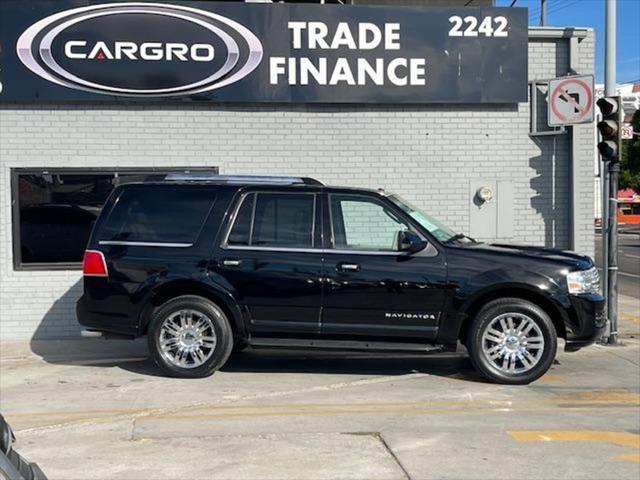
(0, 1, 595, 340)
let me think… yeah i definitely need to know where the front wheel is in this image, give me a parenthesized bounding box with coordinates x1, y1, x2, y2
(467, 298, 558, 385)
(147, 295, 234, 378)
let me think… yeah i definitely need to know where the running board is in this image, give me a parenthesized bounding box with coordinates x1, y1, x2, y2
(248, 337, 446, 353)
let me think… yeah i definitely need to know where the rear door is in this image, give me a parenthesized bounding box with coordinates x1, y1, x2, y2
(211, 189, 323, 336)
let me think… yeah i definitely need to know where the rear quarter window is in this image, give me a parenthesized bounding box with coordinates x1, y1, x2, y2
(98, 187, 215, 244)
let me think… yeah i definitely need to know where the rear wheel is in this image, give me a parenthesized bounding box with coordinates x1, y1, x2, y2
(467, 298, 557, 385)
(148, 295, 233, 378)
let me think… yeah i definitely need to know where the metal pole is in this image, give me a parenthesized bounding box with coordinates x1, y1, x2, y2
(605, 0, 618, 344)
(602, 161, 609, 312)
(605, 0, 616, 97)
(607, 161, 619, 344)
(540, 0, 547, 26)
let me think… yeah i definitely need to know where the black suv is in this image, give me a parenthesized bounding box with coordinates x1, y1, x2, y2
(77, 175, 605, 384)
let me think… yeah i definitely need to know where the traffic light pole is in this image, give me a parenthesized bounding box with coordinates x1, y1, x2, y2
(602, 162, 609, 309)
(604, 0, 618, 344)
(607, 160, 619, 343)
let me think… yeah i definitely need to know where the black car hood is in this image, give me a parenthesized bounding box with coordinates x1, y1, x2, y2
(462, 243, 593, 270)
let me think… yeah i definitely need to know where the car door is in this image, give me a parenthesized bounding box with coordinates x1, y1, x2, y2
(321, 192, 448, 340)
(213, 189, 323, 336)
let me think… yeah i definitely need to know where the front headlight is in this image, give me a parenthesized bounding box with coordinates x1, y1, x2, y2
(566, 267, 600, 295)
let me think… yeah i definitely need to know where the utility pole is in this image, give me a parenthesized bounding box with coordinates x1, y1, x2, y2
(540, 0, 547, 26)
(604, 0, 618, 344)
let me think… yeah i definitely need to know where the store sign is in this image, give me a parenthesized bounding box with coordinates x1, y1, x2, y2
(0, 1, 528, 103)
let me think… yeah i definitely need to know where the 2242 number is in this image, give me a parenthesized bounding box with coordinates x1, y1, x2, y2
(448, 16, 509, 37)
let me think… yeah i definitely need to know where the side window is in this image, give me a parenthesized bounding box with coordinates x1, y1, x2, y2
(253, 194, 314, 247)
(99, 187, 215, 244)
(227, 194, 254, 246)
(330, 195, 410, 251)
(227, 193, 315, 248)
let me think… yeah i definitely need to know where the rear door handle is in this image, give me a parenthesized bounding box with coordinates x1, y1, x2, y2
(222, 259, 242, 267)
(337, 262, 360, 272)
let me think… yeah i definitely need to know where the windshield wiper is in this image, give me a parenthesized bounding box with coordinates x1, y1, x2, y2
(444, 233, 478, 244)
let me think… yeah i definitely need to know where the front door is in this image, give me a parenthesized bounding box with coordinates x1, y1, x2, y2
(321, 192, 447, 340)
(213, 190, 323, 336)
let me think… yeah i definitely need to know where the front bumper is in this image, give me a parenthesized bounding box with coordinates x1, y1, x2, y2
(563, 292, 606, 352)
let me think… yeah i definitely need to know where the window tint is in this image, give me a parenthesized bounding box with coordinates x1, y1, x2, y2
(251, 194, 315, 247)
(331, 195, 409, 251)
(16, 174, 112, 264)
(12, 168, 218, 268)
(100, 187, 215, 244)
(227, 194, 254, 246)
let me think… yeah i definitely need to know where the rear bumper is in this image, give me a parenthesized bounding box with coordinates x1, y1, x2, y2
(76, 294, 138, 337)
(563, 293, 606, 351)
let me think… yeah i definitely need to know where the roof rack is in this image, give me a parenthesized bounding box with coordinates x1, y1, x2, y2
(163, 173, 323, 186)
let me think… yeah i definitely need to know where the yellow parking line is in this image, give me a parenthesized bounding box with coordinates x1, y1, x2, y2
(535, 373, 565, 384)
(8, 390, 639, 419)
(509, 430, 640, 463)
(619, 313, 640, 325)
(142, 405, 636, 422)
(10, 404, 637, 431)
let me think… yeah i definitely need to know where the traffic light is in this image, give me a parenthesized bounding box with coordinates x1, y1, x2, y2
(596, 96, 622, 161)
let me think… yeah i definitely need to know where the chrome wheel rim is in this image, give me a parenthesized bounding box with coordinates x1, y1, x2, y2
(159, 309, 217, 369)
(481, 313, 545, 374)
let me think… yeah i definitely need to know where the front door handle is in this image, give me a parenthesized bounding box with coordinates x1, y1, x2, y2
(222, 259, 242, 267)
(337, 262, 360, 272)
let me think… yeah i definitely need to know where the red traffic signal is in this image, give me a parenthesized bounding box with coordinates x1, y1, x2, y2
(597, 119, 618, 137)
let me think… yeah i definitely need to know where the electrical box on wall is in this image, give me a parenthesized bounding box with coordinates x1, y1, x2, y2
(469, 180, 514, 240)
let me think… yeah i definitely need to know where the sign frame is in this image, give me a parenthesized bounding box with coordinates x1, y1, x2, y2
(0, 0, 529, 104)
(547, 74, 595, 126)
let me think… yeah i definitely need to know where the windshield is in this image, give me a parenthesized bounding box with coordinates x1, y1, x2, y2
(388, 194, 462, 243)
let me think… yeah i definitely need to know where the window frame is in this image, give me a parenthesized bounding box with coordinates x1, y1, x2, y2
(222, 191, 319, 252)
(11, 167, 217, 271)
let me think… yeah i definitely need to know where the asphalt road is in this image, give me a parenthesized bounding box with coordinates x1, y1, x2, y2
(595, 231, 640, 298)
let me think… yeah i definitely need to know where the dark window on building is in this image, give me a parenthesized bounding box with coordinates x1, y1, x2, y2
(252, 193, 315, 247)
(11, 168, 217, 270)
(99, 187, 215, 244)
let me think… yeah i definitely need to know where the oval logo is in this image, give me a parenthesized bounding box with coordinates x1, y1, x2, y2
(17, 2, 263, 97)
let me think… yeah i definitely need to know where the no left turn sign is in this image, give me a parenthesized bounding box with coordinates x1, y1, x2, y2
(548, 75, 595, 126)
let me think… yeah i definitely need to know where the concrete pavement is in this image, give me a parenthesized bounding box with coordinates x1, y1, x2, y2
(1, 303, 638, 480)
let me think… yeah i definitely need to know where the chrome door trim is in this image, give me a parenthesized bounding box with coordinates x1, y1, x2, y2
(99, 240, 193, 248)
(222, 245, 408, 256)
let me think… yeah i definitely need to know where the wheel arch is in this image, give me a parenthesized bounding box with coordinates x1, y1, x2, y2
(139, 279, 246, 340)
(457, 285, 568, 345)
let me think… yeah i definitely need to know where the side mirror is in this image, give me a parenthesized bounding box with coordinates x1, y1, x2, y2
(396, 230, 427, 254)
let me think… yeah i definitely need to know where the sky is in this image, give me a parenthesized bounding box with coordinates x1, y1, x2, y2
(496, 0, 640, 85)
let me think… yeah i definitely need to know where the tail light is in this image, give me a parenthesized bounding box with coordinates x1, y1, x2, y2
(82, 250, 108, 277)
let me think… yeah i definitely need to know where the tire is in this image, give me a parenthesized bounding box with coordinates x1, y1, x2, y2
(466, 298, 557, 385)
(147, 295, 234, 378)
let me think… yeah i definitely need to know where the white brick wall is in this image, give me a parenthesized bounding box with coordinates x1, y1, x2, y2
(0, 31, 595, 340)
